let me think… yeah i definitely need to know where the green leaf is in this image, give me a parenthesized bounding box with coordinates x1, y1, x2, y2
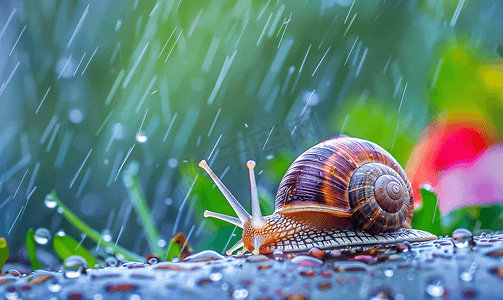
(411, 187, 442, 235)
(123, 168, 163, 258)
(0, 238, 8, 270)
(26, 229, 41, 270)
(165, 239, 182, 261)
(442, 204, 503, 235)
(53, 235, 100, 268)
(50, 190, 145, 262)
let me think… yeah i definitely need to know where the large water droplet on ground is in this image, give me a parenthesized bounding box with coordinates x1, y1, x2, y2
(452, 228, 474, 248)
(44, 194, 57, 209)
(63, 255, 87, 278)
(34, 227, 52, 245)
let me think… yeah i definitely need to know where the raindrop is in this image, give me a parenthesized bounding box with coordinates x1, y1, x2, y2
(48, 280, 62, 293)
(165, 198, 173, 205)
(63, 255, 87, 278)
(157, 237, 167, 248)
(44, 194, 57, 209)
(168, 158, 178, 168)
(34, 228, 52, 245)
(57, 207, 64, 214)
(421, 183, 434, 192)
(129, 295, 141, 300)
(425, 282, 444, 297)
(148, 257, 159, 265)
(182, 250, 224, 262)
(69, 109, 84, 123)
(5, 269, 22, 277)
(104, 159, 109, 165)
(5, 288, 19, 300)
(57, 229, 66, 236)
(384, 268, 394, 277)
(233, 289, 249, 299)
(209, 272, 222, 281)
(397, 241, 411, 253)
(135, 131, 148, 143)
(451, 228, 474, 248)
(460, 271, 473, 282)
(101, 229, 113, 242)
(272, 249, 284, 255)
(407, 273, 414, 281)
(94, 294, 104, 300)
(112, 123, 125, 140)
(266, 154, 274, 160)
(105, 256, 118, 267)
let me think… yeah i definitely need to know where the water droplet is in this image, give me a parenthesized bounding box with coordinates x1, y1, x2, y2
(44, 194, 57, 209)
(209, 272, 222, 281)
(104, 159, 109, 165)
(384, 268, 394, 277)
(57, 229, 66, 236)
(93, 294, 103, 300)
(233, 289, 249, 299)
(101, 229, 113, 242)
(63, 255, 87, 278)
(291, 255, 323, 266)
(266, 154, 274, 160)
(421, 183, 434, 192)
(165, 198, 173, 205)
(452, 228, 474, 248)
(397, 241, 411, 253)
(34, 227, 51, 245)
(407, 272, 414, 281)
(135, 131, 148, 143)
(168, 158, 178, 168)
(156, 237, 167, 248)
(272, 249, 284, 255)
(69, 109, 84, 123)
(460, 271, 473, 282)
(5, 288, 19, 300)
(5, 269, 21, 277)
(57, 207, 64, 214)
(182, 250, 224, 262)
(147, 257, 159, 265)
(425, 282, 444, 297)
(112, 123, 125, 140)
(48, 280, 62, 293)
(129, 294, 141, 300)
(105, 256, 118, 267)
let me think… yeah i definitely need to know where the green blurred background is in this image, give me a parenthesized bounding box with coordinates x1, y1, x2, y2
(1, 0, 503, 265)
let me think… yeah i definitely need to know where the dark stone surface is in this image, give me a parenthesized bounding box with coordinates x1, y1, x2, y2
(1, 234, 503, 299)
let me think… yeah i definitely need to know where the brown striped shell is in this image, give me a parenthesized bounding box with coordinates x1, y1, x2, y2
(274, 136, 413, 234)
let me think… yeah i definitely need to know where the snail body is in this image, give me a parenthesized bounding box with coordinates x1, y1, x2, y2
(199, 136, 436, 255)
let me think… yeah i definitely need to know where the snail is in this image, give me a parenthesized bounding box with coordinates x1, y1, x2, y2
(199, 136, 437, 255)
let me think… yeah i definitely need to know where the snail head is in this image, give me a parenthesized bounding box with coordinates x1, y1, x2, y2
(199, 159, 270, 255)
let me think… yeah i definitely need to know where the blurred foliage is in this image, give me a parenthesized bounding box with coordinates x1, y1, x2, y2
(52, 235, 100, 268)
(26, 229, 42, 270)
(413, 187, 503, 236)
(0, 238, 8, 271)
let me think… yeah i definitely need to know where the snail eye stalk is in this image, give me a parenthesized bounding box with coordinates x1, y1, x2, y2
(199, 160, 251, 225)
(247, 160, 266, 228)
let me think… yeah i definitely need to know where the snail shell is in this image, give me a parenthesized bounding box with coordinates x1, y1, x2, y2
(199, 136, 435, 255)
(275, 136, 413, 234)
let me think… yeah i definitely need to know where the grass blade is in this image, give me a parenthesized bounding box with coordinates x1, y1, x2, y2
(50, 190, 145, 262)
(411, 187, 442, 234)
(123, 168, 163, 258)
(0, 238, 8, 270)
(165, 239, 182, 261)
(53, 235, 100, 268)
(26, 229, 41, 270)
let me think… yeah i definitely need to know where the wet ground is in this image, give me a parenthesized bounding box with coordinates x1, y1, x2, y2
(1, 233, 503, 300)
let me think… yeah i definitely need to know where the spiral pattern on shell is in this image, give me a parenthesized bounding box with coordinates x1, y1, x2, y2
(274, 136, 413, 233)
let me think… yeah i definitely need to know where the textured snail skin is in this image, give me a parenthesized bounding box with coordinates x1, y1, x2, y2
(201, 136, 436, 255)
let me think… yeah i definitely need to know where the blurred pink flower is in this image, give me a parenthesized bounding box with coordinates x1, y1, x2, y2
(436, 144, 503, 213)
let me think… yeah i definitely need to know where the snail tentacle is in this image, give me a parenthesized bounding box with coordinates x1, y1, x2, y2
(199, 160, 251, 225)
(247, 160, 266, 228)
